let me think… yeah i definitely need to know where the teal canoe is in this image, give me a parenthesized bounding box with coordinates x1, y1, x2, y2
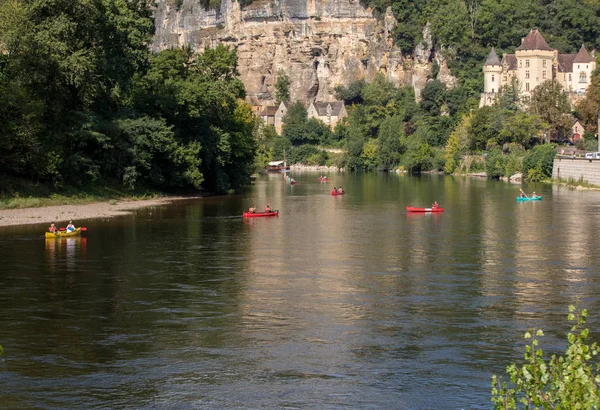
(516, 195, 542, 202)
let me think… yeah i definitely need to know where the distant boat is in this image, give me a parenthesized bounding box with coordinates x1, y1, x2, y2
(516, 195, 542, 202)
(406, 206, 444, 213)
(267, 160, 290, 172)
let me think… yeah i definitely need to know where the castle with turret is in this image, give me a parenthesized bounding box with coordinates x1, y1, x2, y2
(480, 28, 595, 107)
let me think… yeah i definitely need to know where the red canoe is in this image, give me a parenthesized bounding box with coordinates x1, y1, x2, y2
(243, 210, 279, 218)
(331, 191, 345, 196)
(406, 206, 444, 213)
(318, 177, 328, 182)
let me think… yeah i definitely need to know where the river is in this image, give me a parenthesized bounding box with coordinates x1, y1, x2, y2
(1, 173, 599, 408)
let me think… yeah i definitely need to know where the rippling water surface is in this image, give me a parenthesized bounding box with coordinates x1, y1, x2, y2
(1, 173, 600, 408)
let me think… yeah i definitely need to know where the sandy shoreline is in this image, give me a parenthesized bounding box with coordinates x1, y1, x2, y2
(0, 197, 194, 228)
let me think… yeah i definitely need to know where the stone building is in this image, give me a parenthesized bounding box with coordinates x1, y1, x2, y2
(259, 106, 278, 127)
(480, 28, 596, 107)
(307, 101, 348, 130)
(274, 101, 292, 135)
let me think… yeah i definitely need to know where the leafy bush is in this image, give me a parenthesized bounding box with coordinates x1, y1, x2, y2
(288, 144, 321, 164)
(522, 144, 556, 182)
(492, 306, 600, 409)
(504, 152, 523, 178)
(485, 149, 506, 178)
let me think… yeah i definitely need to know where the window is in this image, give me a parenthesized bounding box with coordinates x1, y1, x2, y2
(580, 72, 587, 83)
(491, 74, 495, 83)
(519, 60, 522, 68)
(542, 71, 546, 79)
(564, 74, 567, 81)
(578, 64, 580, 69)
(543, 60, 547, 68)
(526, 59, 530, 68)
(587, 65, 589, 69)
(503, 76, 507, 83)
(525, 83, 530, 91)
(569, 74, 572, 82)
(525, 71, 530, 79)
(491, 88, 495, 93)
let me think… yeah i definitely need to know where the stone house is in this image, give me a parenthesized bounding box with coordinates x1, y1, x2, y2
(259, 106, 278, 127)
(274, 101, 291, 134)
(306, 101, 348, 130)
(571, 119, 584, 143)
(480, 28, 596, 107)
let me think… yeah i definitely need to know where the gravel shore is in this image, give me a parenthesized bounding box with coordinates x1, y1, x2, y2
(0, 197, 193, 228)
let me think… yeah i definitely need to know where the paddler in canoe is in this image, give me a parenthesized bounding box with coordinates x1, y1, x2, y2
(248, 205, 256, 213)
(265, 203, 272, 212)
(66, 220, 76, 232)
(48, 223, 58, 234)
(338, 186, 343, 194)
(432, 201, 439, 209)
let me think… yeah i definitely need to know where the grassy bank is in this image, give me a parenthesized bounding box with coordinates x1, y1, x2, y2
(0, 179, 168, 210)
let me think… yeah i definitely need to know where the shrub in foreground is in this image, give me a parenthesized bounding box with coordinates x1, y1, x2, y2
(492, 306, 600, 409)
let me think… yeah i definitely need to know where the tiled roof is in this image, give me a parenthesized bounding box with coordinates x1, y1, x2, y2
(516, 28, 554, 51)
(573, 44, 593, 63)
(259, 106, 278, 116)
(484, 47, 501, 66)
(558, 54, 576, 72)
(311, 101, 345, 117)
(502, 54, 517, 71)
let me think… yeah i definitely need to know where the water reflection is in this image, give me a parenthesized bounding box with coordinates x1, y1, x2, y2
(45, 237, 87, 271)
(2, 175, 600, 408)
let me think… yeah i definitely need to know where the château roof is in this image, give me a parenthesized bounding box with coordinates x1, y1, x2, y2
(573, 44, 593, 63)
(516, 28, 553, 51)
(502, 54, 517, 70)
(484, 47, 501, 66)
(557, 54, 576, 72)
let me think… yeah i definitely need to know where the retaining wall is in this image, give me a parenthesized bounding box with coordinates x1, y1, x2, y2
(552, 156, 600, 186)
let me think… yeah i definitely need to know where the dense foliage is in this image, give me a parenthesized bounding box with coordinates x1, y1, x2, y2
(0, 0, 255, 194)
(492, 306, 600, 409)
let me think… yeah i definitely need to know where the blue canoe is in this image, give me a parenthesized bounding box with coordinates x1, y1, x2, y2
(516, 195, 542, 202)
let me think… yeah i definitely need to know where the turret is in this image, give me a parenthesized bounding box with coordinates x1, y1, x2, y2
(483, 47, 502, 93)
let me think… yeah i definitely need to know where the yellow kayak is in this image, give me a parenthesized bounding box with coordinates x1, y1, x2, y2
(45, 228, 82, 238)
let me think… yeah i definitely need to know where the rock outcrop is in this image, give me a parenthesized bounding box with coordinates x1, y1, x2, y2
(152, 0, 457, 105)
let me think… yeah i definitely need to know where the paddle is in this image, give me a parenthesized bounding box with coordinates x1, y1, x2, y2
(59, 227, 87, 231)
(519, 188, 529, 198)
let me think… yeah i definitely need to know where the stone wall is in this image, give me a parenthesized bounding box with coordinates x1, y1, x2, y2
(152, 0, 458, 106)
(552, 156, 600, 186)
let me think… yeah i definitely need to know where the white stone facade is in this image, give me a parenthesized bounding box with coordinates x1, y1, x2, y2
(480, 28, 596, 107)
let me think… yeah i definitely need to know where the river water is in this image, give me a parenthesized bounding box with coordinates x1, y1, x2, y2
(1, 173, 600, 408)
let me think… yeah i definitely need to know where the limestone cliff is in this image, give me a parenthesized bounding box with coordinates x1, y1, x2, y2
(152, 0, 457, 105)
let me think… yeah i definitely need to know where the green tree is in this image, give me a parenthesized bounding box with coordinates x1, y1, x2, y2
(492, 306, 600, 409)
(275, 69, 290, 104)
(282, 101, 308, 145)
(377, 115, 404, 169)
(522, 143, 557, 182)
(529, 80, 572, 142)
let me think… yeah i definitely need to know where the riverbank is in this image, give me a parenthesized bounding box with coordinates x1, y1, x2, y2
(0, 197, 194, 228)
(289, 164, 344, 172)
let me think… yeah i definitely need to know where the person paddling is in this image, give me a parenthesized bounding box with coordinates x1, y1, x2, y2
(265, 203, 272, 212)
(66, 221, 76, 232)
(48, 223, 58, 234)
(432, 201, 439, 209)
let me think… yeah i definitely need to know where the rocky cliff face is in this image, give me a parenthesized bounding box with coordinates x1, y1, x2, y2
(153, 0, 456, 105)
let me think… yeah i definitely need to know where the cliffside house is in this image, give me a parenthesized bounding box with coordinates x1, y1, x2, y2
(307, 101, 348, 130)
(274, 101, 292, 134)
(259, 106, 278, 127)
(480, 28, 596, 107)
